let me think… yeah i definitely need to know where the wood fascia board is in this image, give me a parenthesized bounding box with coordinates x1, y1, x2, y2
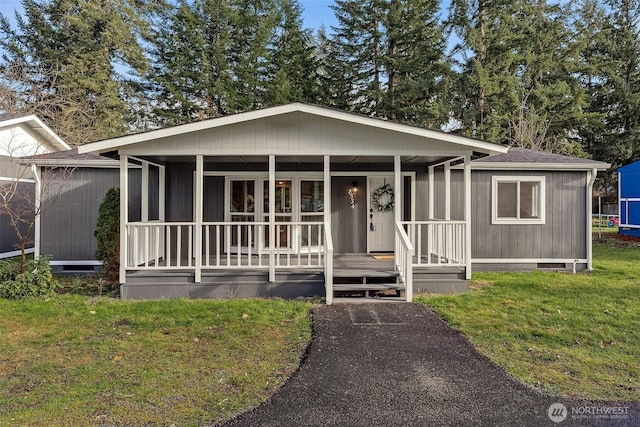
(454, 162, 611, 171)
(117, 148, 472, 157)
(79, 103, 508, 155)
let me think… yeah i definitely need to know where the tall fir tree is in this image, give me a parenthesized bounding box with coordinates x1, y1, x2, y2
(227, 0, 279, 112)
(594, 1, 640, 166)
(0, 0, 150, 145)
(328, 0, 450, 128)
(316, 25, 353, 110)
(146, 0, 233, 125)
(448, 0, 585, 153)
(265, 0, 319, 105)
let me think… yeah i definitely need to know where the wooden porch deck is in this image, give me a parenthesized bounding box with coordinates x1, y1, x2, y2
(123, 253, 467, 300)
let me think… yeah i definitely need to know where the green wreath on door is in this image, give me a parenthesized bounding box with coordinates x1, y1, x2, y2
(371, 183, 394, 213)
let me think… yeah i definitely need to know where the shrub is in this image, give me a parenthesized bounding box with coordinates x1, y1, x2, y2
(0, 256, 59, 299)
(95, 188, 120, 283)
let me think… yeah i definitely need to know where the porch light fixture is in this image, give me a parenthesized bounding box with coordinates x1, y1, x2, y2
(348, 181, 358, 209)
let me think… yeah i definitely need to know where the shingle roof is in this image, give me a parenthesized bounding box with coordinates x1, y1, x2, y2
(475, 147, 607, 166)
(20, 148, 117, 166)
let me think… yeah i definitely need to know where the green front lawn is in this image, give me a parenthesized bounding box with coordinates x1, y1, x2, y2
(416, 240, 640, 401)
(0, 297, 312, 426)
(2, 238, 638, 425)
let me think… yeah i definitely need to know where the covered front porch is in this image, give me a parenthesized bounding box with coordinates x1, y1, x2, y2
(76, 103, 508, 302)
(118, 153, 473, 303)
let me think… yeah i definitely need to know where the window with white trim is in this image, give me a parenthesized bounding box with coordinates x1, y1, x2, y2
(492, 176, 545, 224)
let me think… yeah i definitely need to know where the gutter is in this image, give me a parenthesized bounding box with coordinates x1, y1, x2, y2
(586, 168, 598, 271)
(31, 164, 42, 259)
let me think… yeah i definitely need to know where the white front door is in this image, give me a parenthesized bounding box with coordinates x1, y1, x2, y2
(368, 176, 395, 252)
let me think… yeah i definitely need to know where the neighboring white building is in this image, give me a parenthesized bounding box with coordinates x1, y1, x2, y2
(0, 114, 70, 258)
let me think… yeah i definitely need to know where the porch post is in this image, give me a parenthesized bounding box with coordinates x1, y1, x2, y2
(464, 154, 472, 280)
(324, 155, 332, 305)
(141, 160, 149, 222)
(194, 155, 203, 283)
(324, 155, 331, 226)
(428, 165, 435, 220)
(444, 161, 451, 221)
(269, 155, 276, 282)
(119, 154, 128, 284)
(394, 155, 402, 223)
(158, 165, 165, 222)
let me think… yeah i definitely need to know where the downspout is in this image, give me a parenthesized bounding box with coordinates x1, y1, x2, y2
(586, 168, 597, 271)
(31, 164, 41, 259)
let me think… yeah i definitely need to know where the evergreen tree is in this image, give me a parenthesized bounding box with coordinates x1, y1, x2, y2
(265, 0, 319, 105)
(227, 0, 279, 112)
(582, 0, 640, 169)
(146, 0, 233, 125)
(383, 0, 451, 126)
(449, 0, 585, 153)
(316, 25, 353, 110)
(330, 0, 386, 117)
(328, 0, 450, 128)
(0, 0, 150, 145)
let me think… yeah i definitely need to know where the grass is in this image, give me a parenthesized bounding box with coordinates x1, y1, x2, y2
(416, 238, 640, 401)
(593, 225, 619, 234)
(0, 296, 313, 426)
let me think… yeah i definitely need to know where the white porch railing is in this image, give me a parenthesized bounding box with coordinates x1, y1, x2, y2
(395, 222, 414, 302)
(401, 220, 467, 265)
(125, 221, 327, 270)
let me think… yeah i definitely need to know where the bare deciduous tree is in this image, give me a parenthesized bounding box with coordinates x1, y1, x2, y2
(0, 132, 74, 272)
(0, 63, 103, 146)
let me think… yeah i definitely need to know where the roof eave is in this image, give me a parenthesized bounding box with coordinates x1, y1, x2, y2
(20, 158, 120, 168)
(468, 162, 611, 171)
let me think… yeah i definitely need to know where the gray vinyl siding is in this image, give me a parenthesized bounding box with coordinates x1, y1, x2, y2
(166, 163, 194, 222)
(148, 165, 159, 221)
(414, 168, 465, 221)
(129, 111, 470, 156)
(40, 167, 142, 261)
(471, 170, 587, 260)
(40, 168, 119, 260)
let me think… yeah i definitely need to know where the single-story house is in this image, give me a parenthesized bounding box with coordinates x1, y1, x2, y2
(76, 103, 609, 303)
(0, 114, 70, 259)
(618, 160, 640, 237)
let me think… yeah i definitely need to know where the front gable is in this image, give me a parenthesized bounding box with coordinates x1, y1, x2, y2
(79, 103, 507, 158)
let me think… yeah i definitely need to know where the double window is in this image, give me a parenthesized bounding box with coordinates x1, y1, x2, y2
(227, 177, 324, 249)
(492, 176, 545, 224)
